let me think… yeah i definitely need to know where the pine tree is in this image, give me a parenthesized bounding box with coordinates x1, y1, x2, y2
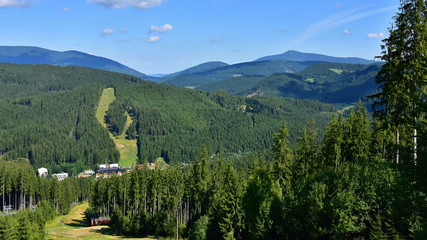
(295, 120, 319, 179)
(343, 102, 371, 163)
(272, 121, 294, 194)
(320, 115, 344, 171)
(371, 0, 427, 165)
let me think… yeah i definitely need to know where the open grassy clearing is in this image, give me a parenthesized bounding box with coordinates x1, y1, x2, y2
(96, 88, 116, 128)
(96, 88, 138, 167)
(329, 68, 343, 74)
(46, 202, 156, 240)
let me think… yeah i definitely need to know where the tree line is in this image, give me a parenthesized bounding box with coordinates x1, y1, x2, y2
(0, 159, 93, 239)
(87, 102, 426, 239)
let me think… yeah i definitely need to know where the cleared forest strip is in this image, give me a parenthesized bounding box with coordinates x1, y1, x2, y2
(95, 88, 137, 167)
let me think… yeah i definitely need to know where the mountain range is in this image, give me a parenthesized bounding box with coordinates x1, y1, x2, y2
(0, 46, 380, 105)
(0, 46, 147, 78)
(255, 50, 375, 64)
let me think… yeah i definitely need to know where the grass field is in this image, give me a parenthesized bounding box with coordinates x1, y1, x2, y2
(96, 88, 116, 128)
(96, 88, 138, 167)
(46, 203, 156, 240)
(329, 68, 344, 74)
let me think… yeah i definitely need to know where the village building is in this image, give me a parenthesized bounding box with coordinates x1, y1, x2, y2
(95, 163, 125, 178)
(37, 168, 48, 177)
(52, 173, 68, 181)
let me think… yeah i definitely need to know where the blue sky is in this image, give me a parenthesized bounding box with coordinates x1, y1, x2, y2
(1, 0, 398, 74)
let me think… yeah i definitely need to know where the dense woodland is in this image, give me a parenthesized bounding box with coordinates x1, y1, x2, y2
(87, 103, 427, 239)
(0, 63, 335, 173)
(197, 62, 382, 106)
(0, 159, 92, 238)
(0, 0, 427, 239)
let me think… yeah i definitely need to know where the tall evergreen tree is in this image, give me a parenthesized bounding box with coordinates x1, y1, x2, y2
(320, 115, 344, 171)
(343, 102, 371, 163)
(371, 0, 427, 165)
(272, 121, 294, 194)
(294, 120, 319, 179)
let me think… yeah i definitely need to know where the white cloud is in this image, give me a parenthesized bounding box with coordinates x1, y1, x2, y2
(342, 29, 350, 35)
(211, 36, 223, 43)
(149, 24, 174, 33)
(148, 36, 160, 43)
(63, 6, 70, 12)
(295, 5, 397, 43)
(367, 32, 384, 39)
(101, 28, 115, 35)
(0, 0, 31, 8)
(87, 0, 165, 9)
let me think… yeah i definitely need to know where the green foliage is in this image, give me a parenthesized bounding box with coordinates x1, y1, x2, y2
(105, 99, 127, 136)
(196, 62, 382, 105)
(189, 215, 209, 240)
(294, 120, 319, 179)
(272, 121, 294, 194)
(116, 81, 334, 164)
(243, 168, 281, 240)
(0, 159, 91, 239)
(165, 60, 312, 87)
(0, 64, 140, 173)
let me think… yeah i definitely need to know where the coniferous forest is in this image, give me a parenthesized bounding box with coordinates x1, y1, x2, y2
(1, 0, 427, 239)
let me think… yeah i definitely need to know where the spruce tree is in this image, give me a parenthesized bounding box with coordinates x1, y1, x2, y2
(320, 115, 344, 171)
(272, 121, 294, 194)
(295, 120, 319, 179)
(371, 0, 427, 165)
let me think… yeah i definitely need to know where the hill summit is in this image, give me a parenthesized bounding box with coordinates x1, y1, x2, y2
(255, 50, 375, 64)
(0, 46, 147, 78)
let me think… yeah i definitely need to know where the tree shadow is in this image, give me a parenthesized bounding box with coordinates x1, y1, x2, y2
(92, 227, 156, 239)
(65, 218, 87, 228)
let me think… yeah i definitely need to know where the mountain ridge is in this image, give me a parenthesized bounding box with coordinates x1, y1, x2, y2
(255, 50, 376, 64)
(0, 46, 148, 79)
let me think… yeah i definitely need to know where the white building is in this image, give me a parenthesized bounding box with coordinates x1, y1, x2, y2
(52, 173, 68, 181)
(37, 168, 48, 177)
(84, 170, 95, 175)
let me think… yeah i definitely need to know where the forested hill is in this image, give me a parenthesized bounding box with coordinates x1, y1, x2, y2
(0, 46, 147, 78)
(0, 63, 335, 174)
(255, 50, 375, 64)
(163, 60, 315, 87)
(197, 62, 382, 105)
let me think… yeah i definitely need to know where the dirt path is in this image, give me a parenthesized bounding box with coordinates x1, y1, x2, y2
(46, 202, 156, 240)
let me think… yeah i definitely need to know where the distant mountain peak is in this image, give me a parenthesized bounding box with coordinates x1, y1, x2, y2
(0, 46, 147, 78)
(255, 50, 375, 65)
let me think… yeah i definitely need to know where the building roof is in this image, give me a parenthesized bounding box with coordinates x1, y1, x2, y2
(95, 167, 126, 174)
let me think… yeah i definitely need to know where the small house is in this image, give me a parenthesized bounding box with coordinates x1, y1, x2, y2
(37, 168, 48, 177)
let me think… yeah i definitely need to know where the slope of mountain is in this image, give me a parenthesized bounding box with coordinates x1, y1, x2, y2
(164, 60, 315, 87)
(196, 62, 382, 105)
(0, 46, 147, 78)
(159, 61, 229, 82)
(0, 62, 335, 173)
(255, 50, 376, 64)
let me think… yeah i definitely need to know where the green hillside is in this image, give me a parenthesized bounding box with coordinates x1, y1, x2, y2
(196, 62, 382, 105)
(0, 63, 336, 172)
(164, 60, 314, 87)
(255, 50, 376, 64)
(0, 46, 147, 78)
